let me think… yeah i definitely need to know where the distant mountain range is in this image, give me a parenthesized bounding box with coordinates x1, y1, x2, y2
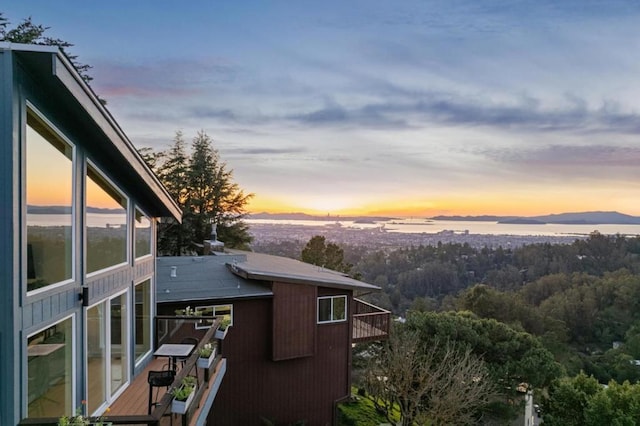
(250, 211, 640, 225)
(430, 211, 640, 225)
(248, 212, 397, 222)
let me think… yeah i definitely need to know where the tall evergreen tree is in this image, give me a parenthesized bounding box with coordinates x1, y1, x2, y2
(155, 132, 192, 255)
(150, 131, 253, 254)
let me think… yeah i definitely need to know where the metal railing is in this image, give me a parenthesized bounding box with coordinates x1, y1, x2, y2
(352, 298, 391, 343)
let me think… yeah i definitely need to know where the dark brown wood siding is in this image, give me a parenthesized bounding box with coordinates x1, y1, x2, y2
(272, 281, 316, 360)
(209, 287, 353, 426)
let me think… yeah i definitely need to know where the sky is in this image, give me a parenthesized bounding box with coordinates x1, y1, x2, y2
(4, 1, 640, 217)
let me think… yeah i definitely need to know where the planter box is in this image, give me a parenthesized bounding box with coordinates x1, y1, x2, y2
(215, 326, 230, 340)
(171, 385, 196, 414)
(197, 350, 216, 369)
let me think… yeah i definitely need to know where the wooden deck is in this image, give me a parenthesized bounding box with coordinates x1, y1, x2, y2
(107, 356, 225, 426)
(108, 358, 169, 416)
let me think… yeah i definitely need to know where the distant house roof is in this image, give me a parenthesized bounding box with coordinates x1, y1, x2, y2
(157, 250, 380, 304)
(1, 42, 181, 220)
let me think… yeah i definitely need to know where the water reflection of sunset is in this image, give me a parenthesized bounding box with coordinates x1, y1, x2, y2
(26, 125, 72, 206)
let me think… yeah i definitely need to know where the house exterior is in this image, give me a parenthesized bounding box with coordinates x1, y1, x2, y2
(0, 43, 182, 425)
(157, 249, 390, 426)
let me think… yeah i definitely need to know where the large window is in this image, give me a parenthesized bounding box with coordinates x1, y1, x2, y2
(86, 292, 129, 414)
(318, 295, 347, 324)
(27, 317, 74, 418)
(134, 209, 151, 259)
(87, 303, 107, 414)
(110, 293, 128, 396)
(134, 279, 152, 363)
(26, 110, 74, 292)
(194, 304, 233, 330)
(86, 165, 128, 274)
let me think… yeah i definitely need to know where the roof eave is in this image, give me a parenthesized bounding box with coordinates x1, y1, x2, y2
(229, 265, 380, 292)
(3, 42, 181, 222)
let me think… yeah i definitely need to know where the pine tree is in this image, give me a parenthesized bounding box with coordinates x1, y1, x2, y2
(150, 130, 253, 254)
(155, 131, 193, 255)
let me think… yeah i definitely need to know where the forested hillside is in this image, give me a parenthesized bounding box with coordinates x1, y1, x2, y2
(254, 232, 640, 383)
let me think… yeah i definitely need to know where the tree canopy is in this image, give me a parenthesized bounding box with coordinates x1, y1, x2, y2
(364, 324, 497, 425)
(301, 235, 353, 274)
(149, 131, 253, 254)
(544, 372, 640, 426)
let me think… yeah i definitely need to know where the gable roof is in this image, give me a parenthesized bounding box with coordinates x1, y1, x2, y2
(1, 42, 180, 220)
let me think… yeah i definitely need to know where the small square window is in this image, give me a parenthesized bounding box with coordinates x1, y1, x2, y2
(317, 296, 347, 324)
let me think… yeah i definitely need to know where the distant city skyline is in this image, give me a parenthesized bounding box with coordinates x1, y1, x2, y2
(4, 1, 640, 217)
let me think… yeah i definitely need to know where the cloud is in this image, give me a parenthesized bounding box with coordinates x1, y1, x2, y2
(91, 57, 240, 99)
(485, 144, 640, 167)
(283, 91, 640, 135)
(226, 147, 307, 155)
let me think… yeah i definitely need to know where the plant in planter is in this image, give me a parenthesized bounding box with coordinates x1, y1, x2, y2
(215, 317, 231, 339)
(197, 342, 217, 369)
(58, 402, 111, 426)
(171, 376, 198, 414)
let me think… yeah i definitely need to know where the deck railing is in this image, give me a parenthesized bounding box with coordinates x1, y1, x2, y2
(20, 316, 224, 426)
(352, 298, 391, 343)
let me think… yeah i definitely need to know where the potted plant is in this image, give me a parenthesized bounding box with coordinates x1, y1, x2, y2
(58, 402, 111, 426)
(197, 342, 217, 369)
(171, 376, 198, 414)
(215, 317, 231, 339)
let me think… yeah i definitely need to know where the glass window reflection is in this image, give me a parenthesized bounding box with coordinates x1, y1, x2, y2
(26, 111, 74, 292)
(86, 166, 128, 273)
(135, 209, 151, 259)
(27, 317, 73, 418)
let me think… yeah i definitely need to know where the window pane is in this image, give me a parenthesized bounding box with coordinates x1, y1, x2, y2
(111, 294, 128, 395)
(194, 306, 214, 330)
(27, 317, 73, 418)
(333, 296, 346, 321)
(135, 209, 151, 258)
(26, 113, 73, 291)
(214, 305, 233, 324)
(135, 280, 151, 362)
(318, 298, 332, 323)
(87, 303, 107, 414)
(87, 166, 127, 273)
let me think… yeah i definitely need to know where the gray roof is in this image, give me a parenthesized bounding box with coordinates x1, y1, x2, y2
(1, 43, 181, 220)
(157, 254, 272, 303)
(157, 250, 380, 304)
(227, 250, 380, 292)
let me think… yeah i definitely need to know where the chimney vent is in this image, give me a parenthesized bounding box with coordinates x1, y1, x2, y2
(170, 266, 177, 278)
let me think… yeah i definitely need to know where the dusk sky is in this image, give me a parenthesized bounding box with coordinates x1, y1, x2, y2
(4, 1, 640, 217)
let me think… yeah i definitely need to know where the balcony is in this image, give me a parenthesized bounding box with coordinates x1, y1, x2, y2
(352, 298, 391, 343)
(20, 316, 226, 426)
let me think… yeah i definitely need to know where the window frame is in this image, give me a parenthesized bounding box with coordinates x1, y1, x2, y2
(317, 295, 348, 324)
(133, 277, 153, 365)
(25, 314, 76, 418)
(194, 304, 234, 330)
(85, 161, 130, 276)
(24, 104, 77, 296)
(134, 207, 152, 260)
